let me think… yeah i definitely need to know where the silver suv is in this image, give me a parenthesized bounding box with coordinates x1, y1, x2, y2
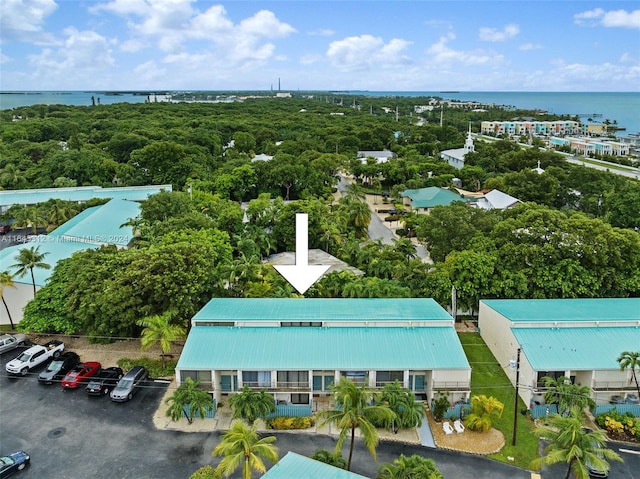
(110, 366, 148, 402)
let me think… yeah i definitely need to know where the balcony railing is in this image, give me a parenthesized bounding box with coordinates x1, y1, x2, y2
(242, 381, 310, 391)
(592, 381, 637, 391)
(431, 381, 470, 392)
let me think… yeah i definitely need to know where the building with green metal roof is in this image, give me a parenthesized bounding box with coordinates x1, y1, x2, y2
(177, 298, 471, 408)
(0, 199, 141, 327)
(400, 187, 465, 212)
(478, 298, 640, 408)
(263, 452, 369, 479)
(0, 184, 171, 213)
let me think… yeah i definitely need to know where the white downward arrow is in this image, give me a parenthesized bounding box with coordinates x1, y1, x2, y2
(274, 213, 331, 294)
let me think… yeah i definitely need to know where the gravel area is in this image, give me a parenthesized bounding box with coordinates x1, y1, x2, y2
(427, 411, 505, 454)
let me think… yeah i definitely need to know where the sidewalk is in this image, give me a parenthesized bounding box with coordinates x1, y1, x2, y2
(153, 379, 420, 445)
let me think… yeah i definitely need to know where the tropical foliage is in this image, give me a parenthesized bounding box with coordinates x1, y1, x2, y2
(165, 377, 215, 424)
(540, 375, 596, 415)
(317, 377, 395, 470)
(228, 386, 276, 425)
(311, 449, 347, 470)
(617, 351, 640, 398)
(10, 245, 50, 296)
(212, 421, 278, 479)
(464, 395, 504, 433)
(136, 310, 186, 368)
(531, 408, 623, 479)
(374, 381, 425, 431)
(0, 271, 16, 329)
(377, 454, 444, 479)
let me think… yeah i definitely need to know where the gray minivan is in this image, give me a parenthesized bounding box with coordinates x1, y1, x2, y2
(110, 366, 148, 402)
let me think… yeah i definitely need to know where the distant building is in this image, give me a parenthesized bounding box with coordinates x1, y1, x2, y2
(439, 125, 475, 169)
(401, 187, 464, 212)
(481, 120, 581, 137)
(549, 137, 630, 156)
(0, 199, 142, 326)
(479, 298, 640, 408)
(356, 149, 397, 164)
(250, 153, 274, 162)
(471, 189, 521, 210)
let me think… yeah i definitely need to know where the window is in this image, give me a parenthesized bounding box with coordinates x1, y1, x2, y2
(277, 371, 308, 388)
(291, 393, 310, 405)
(281, 322, 322, 327)
(242, 371, 271, 387)
(179, 370, 212, 389)
(536, 371, 566, 388)
(342, 371, 368, 384)
(376, 371, 403, 386)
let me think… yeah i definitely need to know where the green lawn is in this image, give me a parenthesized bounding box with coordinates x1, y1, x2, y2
(459, 332, 539, 470)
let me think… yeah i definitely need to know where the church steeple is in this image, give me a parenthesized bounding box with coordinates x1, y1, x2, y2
(464, 122, 475, 154)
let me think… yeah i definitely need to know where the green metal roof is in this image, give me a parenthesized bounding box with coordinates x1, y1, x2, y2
(481, 298, 640, 322)
(0, 184, 171, 207)
(263, 452, 369, 479)
(401, 187, 463, 208)
(514, 327, 640, 370)
(50, 198, 140, 247)
(177, 325, 470, 370)
(0, 239, 99, 286)
(192, 298, 453, 323)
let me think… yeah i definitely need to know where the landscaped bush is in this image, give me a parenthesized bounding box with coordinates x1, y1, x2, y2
(117, 357, 178, 378)
(265, 416, 315, 430)
(189, 465, 219, 479)
(595, 409, 640, 442)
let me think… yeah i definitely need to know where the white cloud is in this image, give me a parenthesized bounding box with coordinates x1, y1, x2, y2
(300, 53, 322, 65)
(0, 0, 58, 43)
(0, 52, 12, 64)
(327, 35, 412, 71)
(479, 23, 520, 42)
(519, 43, 542, 51)
(574, 8, 640, 29)
(28, 27, 115, 80)
(427, 32, 503, 65)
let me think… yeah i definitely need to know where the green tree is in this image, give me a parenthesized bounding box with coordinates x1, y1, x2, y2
(377, 381, 425, 431)
(136, 310, 186, 368)
(212, 421, 278, 479)
(531, 408, 623, 479)
(317, 377, 395, 470)
(0, 271, 16, 329)
(11, 245, 50, 296)
(541, 376, 595, 416)
(228, 385, 276, 425)
(165, 377, 214, 425)
(377, 454, 444, 479)
(617, 351, 640, 398)
(311, 449, 347, 470)
(464, 395, 504, 433)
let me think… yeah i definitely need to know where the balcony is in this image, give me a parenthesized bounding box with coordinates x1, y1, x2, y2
(592, 381, 637, 391)
(431, 381, 470, 392)
(242, 381, 310, 392)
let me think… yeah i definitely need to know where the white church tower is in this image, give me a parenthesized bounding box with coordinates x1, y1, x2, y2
(464, 123, 475, 154)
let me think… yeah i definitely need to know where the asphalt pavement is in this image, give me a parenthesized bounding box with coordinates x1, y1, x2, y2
(2, 344, 639, 479)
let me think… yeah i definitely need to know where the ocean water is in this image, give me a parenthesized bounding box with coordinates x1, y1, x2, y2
(1, 90, 638, 135)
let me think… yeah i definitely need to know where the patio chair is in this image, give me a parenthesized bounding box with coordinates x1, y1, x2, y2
(443, 421, 454, 435)
(454, 419, 465, 433)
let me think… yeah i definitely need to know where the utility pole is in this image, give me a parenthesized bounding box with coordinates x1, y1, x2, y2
(512, 347, 521, 446)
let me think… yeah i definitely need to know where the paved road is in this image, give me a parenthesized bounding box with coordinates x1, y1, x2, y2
(0, 346, 544, 479)
(336, 175, 429, 261)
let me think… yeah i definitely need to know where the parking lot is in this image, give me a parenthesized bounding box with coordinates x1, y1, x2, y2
(1, 345, 639, 479)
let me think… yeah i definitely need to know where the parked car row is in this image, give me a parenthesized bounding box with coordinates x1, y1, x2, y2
(609, 394, 640, 405)
(4, 342, 149, 403)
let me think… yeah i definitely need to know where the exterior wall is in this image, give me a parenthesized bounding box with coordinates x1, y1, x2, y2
(0, 282, 35, 327)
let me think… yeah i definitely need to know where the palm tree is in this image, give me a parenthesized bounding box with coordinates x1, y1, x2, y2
(378, 381, 425, 431)
(228, 385, 276, 425)
(464, 394, 504, 433)
(165, 377, 214, 424)
(377, 454, 444, 479)
(0, 271, 16, 329)
(347, 200, 372, 238)
(317, 377, 395, 470)
(617, 351, 640, 398)
(11, 245, 50, 296)
(212, 421, 278, 479)
(44, 199, 75, 231)
(541, 375, 595, 415)
(136, 310, 186, 368)
(530, 408, 622, 479)
(392, 237, 417, 262)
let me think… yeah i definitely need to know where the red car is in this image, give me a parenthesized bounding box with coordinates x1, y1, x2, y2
(61, 362, 101, 389)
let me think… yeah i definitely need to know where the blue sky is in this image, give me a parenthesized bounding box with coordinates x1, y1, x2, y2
(1, 0, 638, 91)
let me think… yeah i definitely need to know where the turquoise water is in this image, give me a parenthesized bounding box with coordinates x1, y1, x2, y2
(2, 90, 638, 134)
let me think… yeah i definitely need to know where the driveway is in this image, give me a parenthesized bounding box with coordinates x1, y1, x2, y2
(1, 347, 638, 478)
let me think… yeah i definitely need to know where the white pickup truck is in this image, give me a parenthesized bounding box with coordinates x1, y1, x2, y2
(5, 340, 64, 376)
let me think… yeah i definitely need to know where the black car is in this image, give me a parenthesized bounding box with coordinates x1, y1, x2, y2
(85, 367, 124, 396)
(37, 352, 80, 384)
(0, 451, 30, 478)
